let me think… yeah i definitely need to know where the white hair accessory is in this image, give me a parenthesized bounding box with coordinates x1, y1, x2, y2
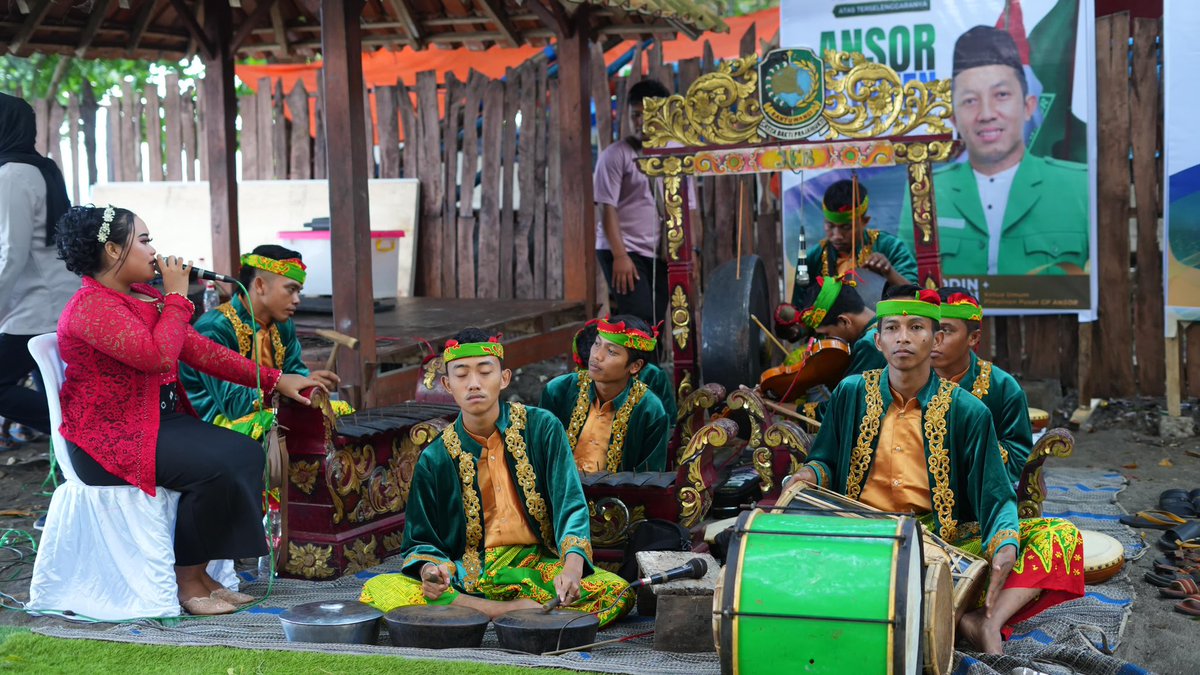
(97, 205, 116, 243)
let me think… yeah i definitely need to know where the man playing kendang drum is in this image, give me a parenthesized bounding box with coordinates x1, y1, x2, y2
(932, 287, 1033, 483)
(360, 328, 633, 624)
(569, 318, 677, 432)
(181, 245, 340, 423)
(795, 179, 918, 303)
(541, 316, 670, 473)
(788, 287, 1083, 654)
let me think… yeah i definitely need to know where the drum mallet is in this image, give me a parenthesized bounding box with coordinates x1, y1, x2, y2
(540, 559, 708, 614)
(316, 329, 359, 371)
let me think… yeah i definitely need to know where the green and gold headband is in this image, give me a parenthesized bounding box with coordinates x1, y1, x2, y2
(241, 254, 307, 284)
(597, 319, 658, 352)
(443, 338, 504, 363)
(800, 276, 843, 330)
(877, 289, 942, 321)
(822, 196, 869, 225)
(940, 293, 983, 321)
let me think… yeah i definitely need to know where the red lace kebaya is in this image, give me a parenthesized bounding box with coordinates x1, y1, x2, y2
(57, 277, 282, 495)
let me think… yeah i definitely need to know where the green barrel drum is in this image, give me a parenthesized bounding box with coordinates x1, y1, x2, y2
(715, 509, 924, 674)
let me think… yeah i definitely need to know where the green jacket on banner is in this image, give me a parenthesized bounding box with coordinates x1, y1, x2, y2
(958, 352, 1033, 484)
(898, 154, 1089, 276)
(180, 296, 310, 423)
(539, 370, 670, 473)
(795, 231, 918, 305)
(803, 368, 1020, 558)
(400, 402, 595, 592)
(638, 363, 677, 425)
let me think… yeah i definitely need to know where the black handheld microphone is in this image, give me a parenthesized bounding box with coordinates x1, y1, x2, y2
(188, 266, 238, 284)
(628, 557, 708, 590)
(154, 262, 238, 285)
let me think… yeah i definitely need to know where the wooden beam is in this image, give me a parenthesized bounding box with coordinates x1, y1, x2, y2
(76, 0, 115, 57)
(526, 0, 569, 36)
(128, 0, 165, 53)
(8, 0, 53, 54)
(200, 0, 240, 277)
(384, 0, 424, 46)
(477, 0, 520, 47)
(270, 0, 289, 54)
(169, 0, 216, 58)
(229, 0, 278, 55)
(556, 9, 594, 306)
(321, 0, 378, 407)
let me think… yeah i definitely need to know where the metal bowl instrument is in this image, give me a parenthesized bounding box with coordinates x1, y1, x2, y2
(383, 604, 491, 649)
(492, 608, 600, 655)
(278, 600, 383, 645)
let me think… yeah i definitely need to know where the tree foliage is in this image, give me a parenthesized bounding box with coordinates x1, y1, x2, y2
(0, 53, 196, 102)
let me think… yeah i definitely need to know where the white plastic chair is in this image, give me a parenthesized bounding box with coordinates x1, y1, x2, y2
(26, 333, 237, 620)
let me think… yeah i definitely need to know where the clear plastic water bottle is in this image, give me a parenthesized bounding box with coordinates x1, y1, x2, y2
(258, 506, 281, 581)
(203, 281, 220, 313)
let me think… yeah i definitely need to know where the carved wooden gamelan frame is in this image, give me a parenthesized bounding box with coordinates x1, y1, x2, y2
(637, 50, 959, 399)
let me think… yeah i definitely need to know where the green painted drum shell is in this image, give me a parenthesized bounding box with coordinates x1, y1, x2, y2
(718, 510, 921, 675)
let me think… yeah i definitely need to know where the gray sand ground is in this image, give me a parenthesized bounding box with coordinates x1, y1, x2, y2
(1, 377, 1198, 673)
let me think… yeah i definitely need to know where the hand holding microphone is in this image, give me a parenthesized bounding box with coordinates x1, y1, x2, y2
(156, 255, 192, 296)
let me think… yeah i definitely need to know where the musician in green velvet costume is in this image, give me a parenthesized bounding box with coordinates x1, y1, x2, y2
(932, 287, 1033, 483)
(569, 318, 677, 425)
(541, 315, 670, 473)
(792, 276, 887, 422)
(360, 328, 633, 625)
(180, 245, 340, 424)
(790, 286, 1083, 654)
(797, 179, 918, 300)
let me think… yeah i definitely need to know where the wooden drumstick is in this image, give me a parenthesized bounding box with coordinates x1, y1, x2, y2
(759, 396, 822, 429)
(750, 314, 789, 359)
(316, 329, 359, 371)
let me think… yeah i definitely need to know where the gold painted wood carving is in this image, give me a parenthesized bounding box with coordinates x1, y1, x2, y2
(382, 531, 403, 553)
(344, 536, 381, 574)
(642, 51, 953, 150)
(670, 285, 691, 349)
(822, 51, 952, 139)
(324, 436, 423, 525)
(289, 460, 320, 495)
(285, 542, 335, 579)
(587, 498, 648, 548)
(643, 54, 762, 148)
(676, 417, 737, 528)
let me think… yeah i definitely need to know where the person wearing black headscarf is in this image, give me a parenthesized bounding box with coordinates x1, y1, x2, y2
(0, 93, 80, 440)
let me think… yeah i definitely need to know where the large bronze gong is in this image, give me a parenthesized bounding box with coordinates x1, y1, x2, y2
(701, 255, 771, 392)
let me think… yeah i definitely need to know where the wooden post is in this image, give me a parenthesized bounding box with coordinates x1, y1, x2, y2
(556, 11, 595, 308)
(321, 0, 377, 407)
(1166, 329, 1182, 417)
(200, 0, 240, 276)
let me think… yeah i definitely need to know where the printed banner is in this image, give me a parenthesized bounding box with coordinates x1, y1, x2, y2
(780, 0, 1097, 315)
(1164, 0, 1200, 323)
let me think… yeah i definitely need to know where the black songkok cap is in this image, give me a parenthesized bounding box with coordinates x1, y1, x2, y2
(952, 25, 1025, 79)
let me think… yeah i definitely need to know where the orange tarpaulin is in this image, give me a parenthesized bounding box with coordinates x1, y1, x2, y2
(234, 8, 779, 139)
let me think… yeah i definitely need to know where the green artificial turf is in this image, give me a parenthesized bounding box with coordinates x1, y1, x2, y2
(0, 631, 576, 674)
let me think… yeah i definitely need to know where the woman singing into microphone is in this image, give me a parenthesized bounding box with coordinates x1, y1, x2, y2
(54, 205, 324, 616)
